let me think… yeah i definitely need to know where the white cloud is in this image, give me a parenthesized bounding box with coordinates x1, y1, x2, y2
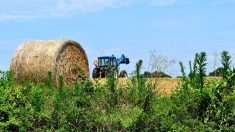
(0, 0, 132, 21)
(0, 0, 197, 21)
(149, 0, 190, 6)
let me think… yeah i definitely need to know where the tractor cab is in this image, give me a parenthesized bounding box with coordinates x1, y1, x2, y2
(97, 55, 117, 67)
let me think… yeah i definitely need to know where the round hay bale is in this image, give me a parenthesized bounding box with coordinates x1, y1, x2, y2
(10, 39, 89, 86)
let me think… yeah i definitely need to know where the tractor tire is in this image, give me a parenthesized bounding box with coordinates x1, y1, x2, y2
(92, 68, 100, 79)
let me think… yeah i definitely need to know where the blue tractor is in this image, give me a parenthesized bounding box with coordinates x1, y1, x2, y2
(92, 54, 130, 78)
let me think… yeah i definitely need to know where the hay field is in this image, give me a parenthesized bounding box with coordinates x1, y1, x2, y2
(96, 77, 221, 96)
(96, 78, 181, 96)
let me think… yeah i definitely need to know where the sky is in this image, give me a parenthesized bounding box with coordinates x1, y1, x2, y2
(1, 0, 235, 76)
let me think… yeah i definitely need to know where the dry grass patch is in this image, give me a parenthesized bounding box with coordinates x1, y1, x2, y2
(95, 77, 223, 96)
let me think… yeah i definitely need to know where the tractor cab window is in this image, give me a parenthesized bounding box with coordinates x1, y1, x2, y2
(111, 58, 116, 66)
(98, 58, 110, 67)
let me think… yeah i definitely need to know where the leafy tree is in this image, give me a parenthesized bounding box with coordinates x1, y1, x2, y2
(143, 71, 171, 78)
(209, 67, 223, 77)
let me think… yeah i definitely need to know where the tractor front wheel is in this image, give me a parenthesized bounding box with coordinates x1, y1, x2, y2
(92, 68, 100, 79)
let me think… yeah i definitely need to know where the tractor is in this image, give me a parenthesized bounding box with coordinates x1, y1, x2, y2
(92, 54, 130, 78)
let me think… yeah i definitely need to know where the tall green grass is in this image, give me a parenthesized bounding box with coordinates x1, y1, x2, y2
(0, 51, 235, 131)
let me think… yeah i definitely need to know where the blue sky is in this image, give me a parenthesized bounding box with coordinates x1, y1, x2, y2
(1, 0, 235, 76)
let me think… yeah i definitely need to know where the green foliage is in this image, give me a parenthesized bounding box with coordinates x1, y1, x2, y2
(52, 92, 62, 129)
(196, 52, 207, 91)
(0, 70, 14, 88)
(0, 51, 235, 131)
(47, 71, 52, 89)
(221, 51, 232, 79)
(58, 75, 64, 96)
(144, 71, 172, 78)
(173, 51, 235, 130)
(209, 67, 223, 77)
(31, 87, 44, 113)
(179, 61, 187, 90)
(107, 75, 118, 107)
(131, 60, 152, 109)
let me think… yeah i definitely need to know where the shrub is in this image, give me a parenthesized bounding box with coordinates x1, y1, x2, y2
(209, 67, 223, 77)
(173, 51, 235, 130)
(144, 71, 171, 78)
(0, 51, 235, 131)
(31, 87, 44, 113)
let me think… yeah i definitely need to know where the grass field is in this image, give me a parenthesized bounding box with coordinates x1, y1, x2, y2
(1, 52, 235, 131)
(97, 77, 222, 96)
(97, 78, 180, 96)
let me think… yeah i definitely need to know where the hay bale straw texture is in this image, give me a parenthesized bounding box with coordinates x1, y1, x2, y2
(10, 39, 89, 86)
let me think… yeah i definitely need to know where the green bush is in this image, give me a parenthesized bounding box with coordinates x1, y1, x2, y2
(209, 67, 223, 77)
(172, 51, 235, 130)
(144, 71, 172, 78)
(0, 51, 234, 131)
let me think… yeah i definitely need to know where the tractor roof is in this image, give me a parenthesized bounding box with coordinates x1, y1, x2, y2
(98, 55, 116, 59)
